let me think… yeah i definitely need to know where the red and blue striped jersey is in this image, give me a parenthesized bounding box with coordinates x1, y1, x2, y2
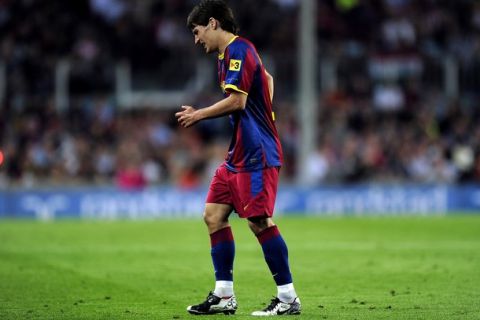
(217, 36, 283, 172)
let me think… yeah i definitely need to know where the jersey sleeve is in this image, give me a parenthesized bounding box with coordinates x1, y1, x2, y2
(224, 44, 256, 96)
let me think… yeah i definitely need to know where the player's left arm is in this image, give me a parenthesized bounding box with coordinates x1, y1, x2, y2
(265, 69, 274, 102)
(176, 91, 247, 128)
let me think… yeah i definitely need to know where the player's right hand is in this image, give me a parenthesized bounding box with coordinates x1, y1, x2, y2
(176, 105, 199, 128)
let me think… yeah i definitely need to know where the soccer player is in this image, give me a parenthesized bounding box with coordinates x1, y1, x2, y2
(176, 0, 301, 316)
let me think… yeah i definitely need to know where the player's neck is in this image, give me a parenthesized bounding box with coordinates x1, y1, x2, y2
(218, 32, 237, 56)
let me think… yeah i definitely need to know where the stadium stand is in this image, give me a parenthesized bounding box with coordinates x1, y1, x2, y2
(0, 0, 479, 189)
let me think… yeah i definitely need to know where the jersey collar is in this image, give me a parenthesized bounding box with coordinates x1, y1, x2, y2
(218, 36, 239, 60)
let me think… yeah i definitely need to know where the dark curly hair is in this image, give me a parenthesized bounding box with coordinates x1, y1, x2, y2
(187, 0, 238, 34)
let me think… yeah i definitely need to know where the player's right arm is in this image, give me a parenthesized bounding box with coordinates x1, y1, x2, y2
(176, 91, 246, 128)
(265, 70, 274, 102)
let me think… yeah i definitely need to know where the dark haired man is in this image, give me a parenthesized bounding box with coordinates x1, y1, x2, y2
(176, 0, 301, 316)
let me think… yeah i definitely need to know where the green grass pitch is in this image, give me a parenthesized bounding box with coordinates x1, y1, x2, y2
(1, 215, 479, 319)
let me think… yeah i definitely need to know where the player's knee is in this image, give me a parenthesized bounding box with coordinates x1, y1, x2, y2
(203, 211, 224, 230)
(247, 216, 274, 235)
(203, 211, 215, 227)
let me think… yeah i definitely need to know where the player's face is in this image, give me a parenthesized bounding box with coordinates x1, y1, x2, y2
(192, 24, 216, 54)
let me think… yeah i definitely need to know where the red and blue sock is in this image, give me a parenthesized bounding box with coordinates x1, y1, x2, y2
(256, 225, 293, 286)
(210, 226, 235, 282)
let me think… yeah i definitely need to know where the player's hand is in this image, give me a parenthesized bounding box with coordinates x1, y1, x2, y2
(175, 105, 199, 128)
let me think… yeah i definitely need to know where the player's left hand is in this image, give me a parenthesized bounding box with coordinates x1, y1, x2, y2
(175, 105, 199, 128)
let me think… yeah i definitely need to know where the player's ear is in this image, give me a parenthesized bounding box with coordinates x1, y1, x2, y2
(209, 17, 217, 30)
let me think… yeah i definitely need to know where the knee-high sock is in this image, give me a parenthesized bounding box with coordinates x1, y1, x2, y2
(256, 225, 292, 286)
(210, 226, 235, 282)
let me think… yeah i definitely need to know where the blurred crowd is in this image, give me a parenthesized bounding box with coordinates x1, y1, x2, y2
(0, 0, 480, 189)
